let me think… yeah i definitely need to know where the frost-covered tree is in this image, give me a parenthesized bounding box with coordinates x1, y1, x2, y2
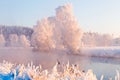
(0, 25, 33, 41)
(0, 34, 5, 47)
(31, 18, 55, 51)
(19, 35, 30, 47)
(9, 34, 19, 47)
(48, 17, 64, 49)
(31, 4, 83, 52)
(55, 4, 83, 52)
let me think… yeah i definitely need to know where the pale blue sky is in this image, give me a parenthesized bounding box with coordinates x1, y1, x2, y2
(0, 0, 120, 36)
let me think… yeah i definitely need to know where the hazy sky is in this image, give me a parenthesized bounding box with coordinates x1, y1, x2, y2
(0, 0, 120, 36)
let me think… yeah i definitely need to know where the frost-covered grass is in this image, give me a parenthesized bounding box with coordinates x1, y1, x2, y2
(0, 61, 119, 80)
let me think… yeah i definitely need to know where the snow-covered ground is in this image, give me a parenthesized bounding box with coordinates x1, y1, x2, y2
(81, 47, 120, 58)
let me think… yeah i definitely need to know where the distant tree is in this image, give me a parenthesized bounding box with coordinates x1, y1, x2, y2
(112, 37, 120, 46)
(82, 32, 113, 47)
(101, 34, 113, 46)
(0, 25, 33, 41)
(82, 32, 96, 47)
(9, 34, 19, 47)
(0, 34, 5, 47)
(19, 35, 30, 47)
(31, 18, 55, 51)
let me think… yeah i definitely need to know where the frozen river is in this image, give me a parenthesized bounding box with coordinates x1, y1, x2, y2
(0, 47, 120, 79)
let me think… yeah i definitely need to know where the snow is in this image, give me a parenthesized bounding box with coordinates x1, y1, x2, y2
(0, 61, 119, 80)
(81, 47, 120, 58)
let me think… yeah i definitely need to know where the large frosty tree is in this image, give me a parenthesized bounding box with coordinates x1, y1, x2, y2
(31, 18, 55, 51)
(32, 4, 83, 52)
(55, 4, 83, 52)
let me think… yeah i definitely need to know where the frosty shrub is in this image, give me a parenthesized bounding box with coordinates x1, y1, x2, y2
(0, 34, 5, 47)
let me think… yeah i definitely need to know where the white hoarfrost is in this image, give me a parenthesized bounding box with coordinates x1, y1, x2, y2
(32, 4, 83, 52)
